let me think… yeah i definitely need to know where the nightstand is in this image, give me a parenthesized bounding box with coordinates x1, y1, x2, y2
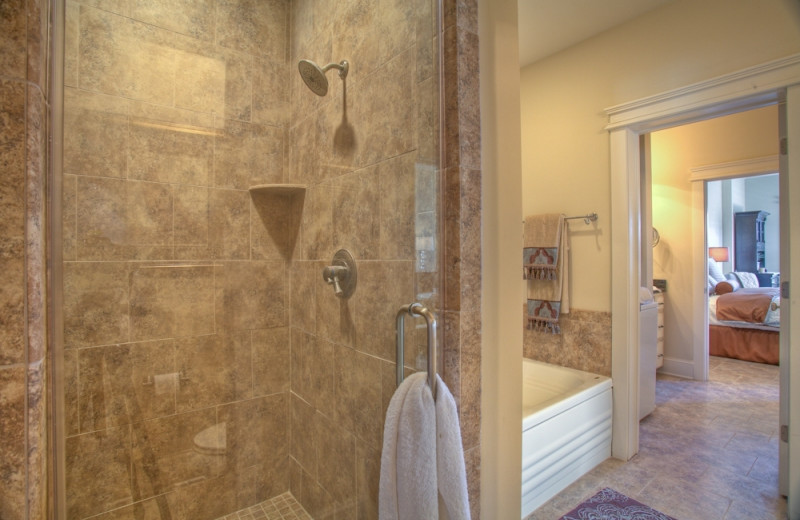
(756, 272, 779, 287)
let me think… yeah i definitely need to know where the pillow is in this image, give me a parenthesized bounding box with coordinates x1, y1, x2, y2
(733, 271, 759, 289)
(715, 279, 740, 295)
(708, 258, 726, 283)
(708, 275, 717, 294)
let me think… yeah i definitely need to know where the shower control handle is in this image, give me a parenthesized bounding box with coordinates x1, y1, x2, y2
(323, 265, 347, 295)
(322, 249, 357, 299)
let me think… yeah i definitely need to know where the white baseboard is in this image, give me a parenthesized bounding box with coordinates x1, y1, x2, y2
(657, 357, 694, 379)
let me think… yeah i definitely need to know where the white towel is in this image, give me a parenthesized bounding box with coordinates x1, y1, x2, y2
(435, 374, 471, 520)
(379, 373, 471, 520)
(380, 373, 437, 520)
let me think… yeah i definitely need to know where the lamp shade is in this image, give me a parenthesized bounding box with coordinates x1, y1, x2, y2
(708, 246, 729, 262)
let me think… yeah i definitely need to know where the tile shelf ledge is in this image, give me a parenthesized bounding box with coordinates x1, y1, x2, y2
(248, 183, 307, 195)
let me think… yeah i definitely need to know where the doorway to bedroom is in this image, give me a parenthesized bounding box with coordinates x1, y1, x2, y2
(639, 105, 784, 514)
(607, 60, 800, 515)
(647, 104, 782, 377)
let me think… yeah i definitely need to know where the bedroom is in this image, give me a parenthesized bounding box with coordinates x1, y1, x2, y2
(706, 173, 781, 364)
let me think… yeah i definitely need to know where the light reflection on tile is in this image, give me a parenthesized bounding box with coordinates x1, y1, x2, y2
(130, 265, 215, 341)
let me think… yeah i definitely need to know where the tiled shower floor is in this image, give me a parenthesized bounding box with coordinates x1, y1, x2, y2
(216, 492, 312, 520)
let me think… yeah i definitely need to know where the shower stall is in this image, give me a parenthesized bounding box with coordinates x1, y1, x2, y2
(53, 1, 447, 518)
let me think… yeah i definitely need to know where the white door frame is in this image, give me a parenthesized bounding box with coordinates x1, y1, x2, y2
(604, 55, 800, 483)
(689, 156, 782, 382)
(780, 84, 800, 518)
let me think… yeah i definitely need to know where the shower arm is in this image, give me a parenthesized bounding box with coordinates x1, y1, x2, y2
(321, 60, 349, 79)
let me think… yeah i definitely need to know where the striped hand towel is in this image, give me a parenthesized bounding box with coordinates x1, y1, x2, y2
(523, 214, 569, 333)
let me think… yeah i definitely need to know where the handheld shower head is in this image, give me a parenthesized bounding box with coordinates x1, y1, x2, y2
(298, 59, 349, 96)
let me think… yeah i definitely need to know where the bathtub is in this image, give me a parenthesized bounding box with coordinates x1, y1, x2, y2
(521, 359, 613, 518)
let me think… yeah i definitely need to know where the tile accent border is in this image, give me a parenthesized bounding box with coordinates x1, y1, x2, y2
(441, 1, 482, 518)
(0, 0, 51, 518)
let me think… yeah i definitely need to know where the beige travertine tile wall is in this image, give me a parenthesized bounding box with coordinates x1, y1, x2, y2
(59, 0, 490, 519)
(283, 0, 447, 517)
(0, 0, 483, 517)
(0, 1, 484, 520)
(0, 0, 50, 519)
(62, 1, 293, 518)
(522, 307, 612, 377)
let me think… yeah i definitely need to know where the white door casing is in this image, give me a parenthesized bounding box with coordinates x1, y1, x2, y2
(781, 84, 800, 518)
(605, 54, 800, 518)
(688, 156, 782, 384)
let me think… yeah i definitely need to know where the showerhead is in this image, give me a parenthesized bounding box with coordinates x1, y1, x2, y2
(298, 59, 349, 96)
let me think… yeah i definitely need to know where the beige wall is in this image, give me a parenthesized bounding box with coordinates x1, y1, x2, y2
(651, 106, 779, 363)
(520, 0, 800, 314)
(0, 0, 50, 518)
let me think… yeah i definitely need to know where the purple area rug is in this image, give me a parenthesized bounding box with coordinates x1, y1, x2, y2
(559, 488, 676, 520)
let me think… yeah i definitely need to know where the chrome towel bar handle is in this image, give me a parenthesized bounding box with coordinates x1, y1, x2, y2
(396, 302, 437, 399)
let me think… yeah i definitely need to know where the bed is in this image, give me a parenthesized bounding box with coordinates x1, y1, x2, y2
(708, 272, 780, 365)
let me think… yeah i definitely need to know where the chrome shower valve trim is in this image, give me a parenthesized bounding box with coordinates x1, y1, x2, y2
(322, 249, 357, 299)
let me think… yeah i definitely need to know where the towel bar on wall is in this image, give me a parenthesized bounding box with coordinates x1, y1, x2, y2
(522, 212, 598, 226)
(396, 303, 437, 399)
(564, 212, 598, 224)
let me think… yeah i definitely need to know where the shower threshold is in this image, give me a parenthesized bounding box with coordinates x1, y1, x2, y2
(216, 492, 312, 520)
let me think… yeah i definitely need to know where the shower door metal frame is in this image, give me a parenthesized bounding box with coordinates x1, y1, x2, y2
(49, 0, 67, 518)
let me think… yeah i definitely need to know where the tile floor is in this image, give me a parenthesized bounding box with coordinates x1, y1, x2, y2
(217, 492, 312, 520)
(527, 356, 786, 520)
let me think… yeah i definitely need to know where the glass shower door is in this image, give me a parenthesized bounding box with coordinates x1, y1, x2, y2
(55, 0, 442, 518)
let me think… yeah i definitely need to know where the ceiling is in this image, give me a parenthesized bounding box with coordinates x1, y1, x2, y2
(518, 0, 672, 67)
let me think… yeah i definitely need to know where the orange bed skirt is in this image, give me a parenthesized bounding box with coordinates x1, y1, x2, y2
(709, 325, 779, 365)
